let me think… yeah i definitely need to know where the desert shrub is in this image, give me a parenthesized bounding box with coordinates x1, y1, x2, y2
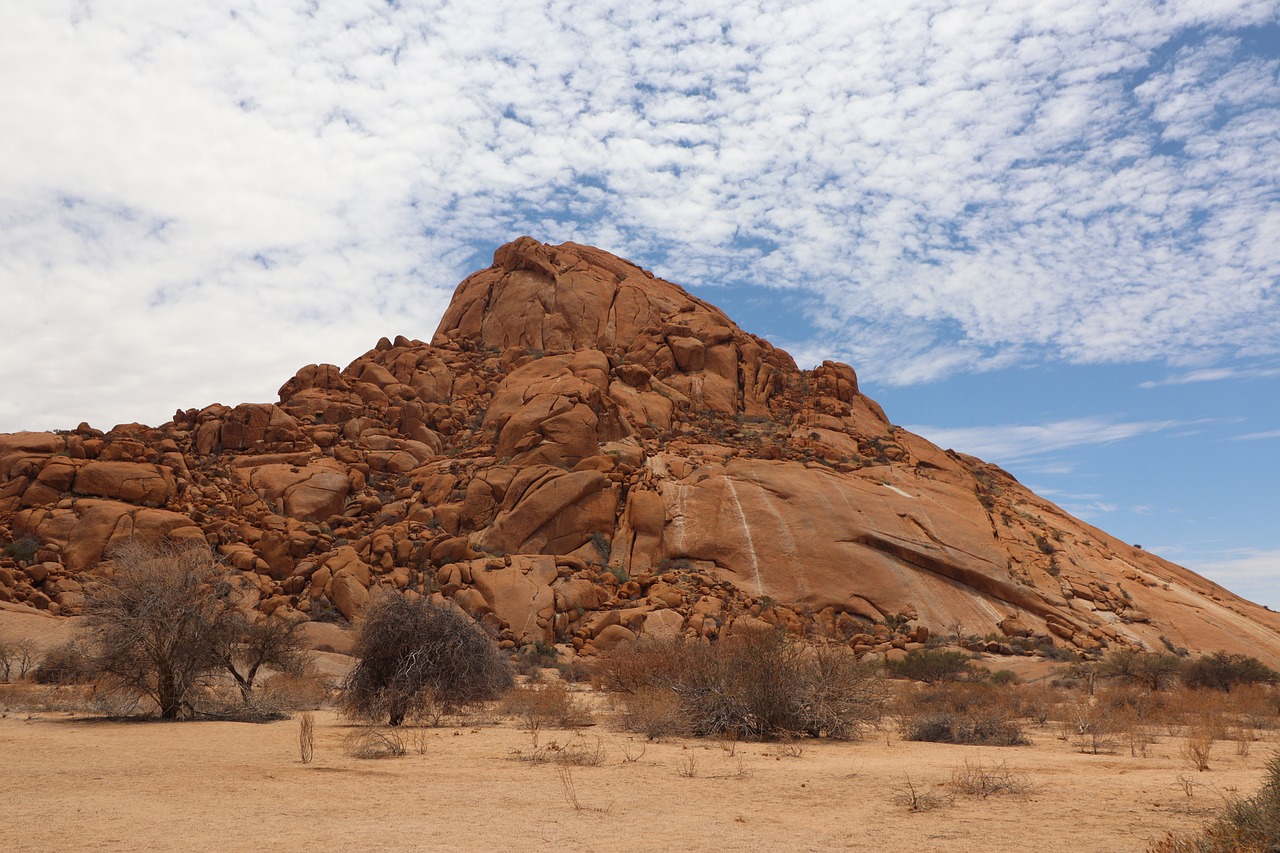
(1100, 649, 1181, 691)
(31, 640, 95, 685)
(298, 712, 315, 764)
(613, 685, 690, 740)
(900, 682, 1028, 746)
(261, 669, 333, 711)
(950, 758, 1031, 797)
(2, 536, 40, 563)
(1181, 652, 1280, 692)
(0, 682, 96, 713)
(1151, 754, 1280, 852)
(1016, 684, 1062, 726)
(513, 641, 560, 678)
(343, 725, 406, 758)
(340, 592, 513, 726)
(501, 680, 594, 729)
(600, 631, 886, 741)
(1228, 684, 1280, 731)
(887, 649, 976, 683)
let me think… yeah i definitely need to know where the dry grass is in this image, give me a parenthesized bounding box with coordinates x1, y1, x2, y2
(342, 725, 407, 758)
(950, 758, 1031, 798)
(298, 712, 315, 764)
(501, 680, 594, 730)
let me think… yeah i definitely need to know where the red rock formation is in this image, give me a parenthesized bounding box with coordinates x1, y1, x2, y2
(2, 238, 1278, 665)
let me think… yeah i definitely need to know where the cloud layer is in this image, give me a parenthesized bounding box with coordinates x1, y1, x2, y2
(1, 1, 1277, 430)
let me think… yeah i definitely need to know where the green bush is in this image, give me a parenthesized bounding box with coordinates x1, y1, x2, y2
(1181, 652, 1280, 692)
(888, 649, 975, 683)
(1100, 649, 1181, 691)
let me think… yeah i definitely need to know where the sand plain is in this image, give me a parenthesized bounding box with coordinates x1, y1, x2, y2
(0, 701, 1267, 853)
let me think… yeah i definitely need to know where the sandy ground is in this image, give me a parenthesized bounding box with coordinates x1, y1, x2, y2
(0, 702, 1267, 853)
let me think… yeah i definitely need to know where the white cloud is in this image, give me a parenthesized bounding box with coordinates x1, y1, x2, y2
(1139, 365, 1280, 388)
(904, 416, 1182, 462)
(1234, 429, 1280, 441)
(0, 1, 1278, 429)
(1189, 549, 1280, 610)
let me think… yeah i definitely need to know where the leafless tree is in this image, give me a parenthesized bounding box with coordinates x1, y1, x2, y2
(82, 538, 242, 719)
(223, 616, 309, 705)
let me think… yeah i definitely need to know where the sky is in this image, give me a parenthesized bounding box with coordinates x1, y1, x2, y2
(1, 1, 1277, 605)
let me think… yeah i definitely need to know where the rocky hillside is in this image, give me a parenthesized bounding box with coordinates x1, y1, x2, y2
(3, 237, 1278, 664)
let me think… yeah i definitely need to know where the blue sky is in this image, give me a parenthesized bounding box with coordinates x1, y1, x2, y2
(1, 1, 1277, 604)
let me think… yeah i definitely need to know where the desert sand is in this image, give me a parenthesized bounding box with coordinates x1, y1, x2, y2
(1, 703, 1264, 853)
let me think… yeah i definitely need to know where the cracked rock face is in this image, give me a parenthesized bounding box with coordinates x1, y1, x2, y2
(2, 237, 1279, 664)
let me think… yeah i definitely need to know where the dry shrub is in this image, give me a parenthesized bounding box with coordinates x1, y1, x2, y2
(1016, 683, 1062, 726)
(31, 640, 96, 685)
(262, 670, 333, 711)
(1228, 684, 1280, 731)
(600, 631, 886, 741)
(501, 680, 593, 729)
(519, 732, 606, 766)
(343, 725, 407, 758)
(894, 775, 952, 812)
(1058, 696, 1119, 754)
(1151, 754, 1280, 852)
(899, 682, 1028, 746)
(950, 758, 1031, 798)
(0, 682, 95, 714)
(298, 712, 315, 764)
(614, 686, 689, 740)
(340, 593, 513, 727)
(1183, 725, 1217, 772)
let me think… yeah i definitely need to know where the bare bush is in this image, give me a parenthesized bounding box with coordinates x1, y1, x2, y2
(31, 640, 95, 685)
(894, 775, 952, 812)
(614, 685, 690, 740)
(601, 631, 886, 741)
(298, 712, 315, 764)
(501, 680, 594, 730)
(1061, 697, 1119, 754)
(1182, 727, 1216, 772)
(343, 725, 407, 758)
(340, 593, 512, 726)
(224, 617, 310, 705)
(899, 682, 1028, 746)
(950, 759, 1031, 798)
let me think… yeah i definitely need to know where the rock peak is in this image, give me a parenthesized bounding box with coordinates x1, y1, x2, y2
(434, 237, 767, 356)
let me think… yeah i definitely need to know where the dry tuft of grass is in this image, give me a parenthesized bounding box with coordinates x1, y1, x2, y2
(950, 758, 1031, 798)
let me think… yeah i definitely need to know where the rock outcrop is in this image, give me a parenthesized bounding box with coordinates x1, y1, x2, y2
(3, 237, 1279, 665)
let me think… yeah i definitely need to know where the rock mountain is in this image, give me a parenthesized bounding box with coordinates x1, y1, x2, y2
(3, 237, 1278, 664)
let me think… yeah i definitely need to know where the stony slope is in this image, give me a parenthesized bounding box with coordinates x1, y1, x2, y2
(3, 237, 1278, 664)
